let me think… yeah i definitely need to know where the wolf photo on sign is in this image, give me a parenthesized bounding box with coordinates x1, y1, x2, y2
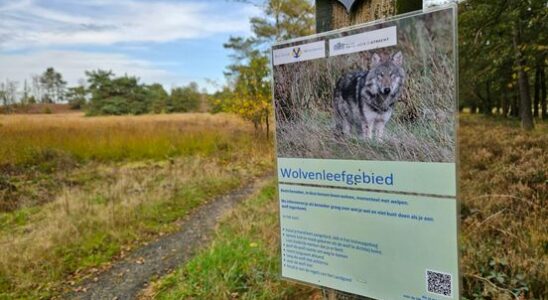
(272, 8, 457, 163)
(333, 51, 405, 139)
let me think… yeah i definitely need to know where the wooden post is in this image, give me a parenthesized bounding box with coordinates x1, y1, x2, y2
(315, 1, 423, 299)
(315, 0, 423, 34)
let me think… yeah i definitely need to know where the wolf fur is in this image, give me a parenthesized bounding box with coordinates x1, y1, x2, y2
(333, 51, 405, 139)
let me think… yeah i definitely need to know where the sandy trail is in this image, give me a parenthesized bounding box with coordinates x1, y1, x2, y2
(63, 175, 272, 300)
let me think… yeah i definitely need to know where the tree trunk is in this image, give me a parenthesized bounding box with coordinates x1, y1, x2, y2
(513, 23, 534, 130)
(483, 82, 492, 115)
(511, 94, 519, 117)
(315, 0, 421, 33)
(265, 112, 270, 140)
(541, 65, 547, 120)
(534, 65, 541, 118)
(502, 92, 509, 117)
(517, 68, 534, 129)
(470, 103, 477, 114)
(495, 90, 501, 115)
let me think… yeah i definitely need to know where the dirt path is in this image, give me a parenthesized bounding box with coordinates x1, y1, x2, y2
(63, 175, 272, 300)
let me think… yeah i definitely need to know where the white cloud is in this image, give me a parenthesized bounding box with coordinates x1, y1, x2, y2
(0, 50, 188, 90)
(0, 0, 259, 50)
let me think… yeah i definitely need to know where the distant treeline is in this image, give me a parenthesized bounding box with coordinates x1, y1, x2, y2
(0, 67, 205, 115)
(459, 0, 546, 130)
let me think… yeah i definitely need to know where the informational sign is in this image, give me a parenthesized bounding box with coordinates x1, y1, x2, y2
(271, 5, 459, 300)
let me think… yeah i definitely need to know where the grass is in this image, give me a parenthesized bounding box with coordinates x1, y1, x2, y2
(144, 181, 315, 300)
(0, 113, 274, 299)
(275, 109, 454, 162)
(147, 114, 546, 300)
(273, 9, 455, 162)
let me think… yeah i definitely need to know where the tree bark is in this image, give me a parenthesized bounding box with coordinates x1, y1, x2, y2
(534, 65, 541, 118)
(501, 92, 509, 117)
(496, 94, 502, 115)
(470, 103, 477, 114)
(511, 94, 519, 117)
(483, 82, 492, 115)
(517, 67, 533, 129)
(513, 23, 534, 130)
(265, 112, 270, 140)
(541, 65, 547, 120)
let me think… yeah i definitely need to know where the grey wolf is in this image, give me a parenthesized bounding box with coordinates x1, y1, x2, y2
(333, 51, 405, 139)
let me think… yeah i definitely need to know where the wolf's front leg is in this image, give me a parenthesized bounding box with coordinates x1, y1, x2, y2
(361, 108, 377, 140)
(361, 120, 374, 140)
(374, 111, 392, 139)
(374, 120, 386, 139)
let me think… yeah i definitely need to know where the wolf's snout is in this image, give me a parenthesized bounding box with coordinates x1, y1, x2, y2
(382, 87, 391, 95)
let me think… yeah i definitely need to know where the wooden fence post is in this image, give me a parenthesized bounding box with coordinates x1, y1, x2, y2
(314, 1, 423, 299)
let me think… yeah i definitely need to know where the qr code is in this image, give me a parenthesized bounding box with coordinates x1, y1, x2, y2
(426, 269, 452, 297)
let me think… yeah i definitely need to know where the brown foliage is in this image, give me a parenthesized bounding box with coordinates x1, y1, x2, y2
(459, 115, 547, 299)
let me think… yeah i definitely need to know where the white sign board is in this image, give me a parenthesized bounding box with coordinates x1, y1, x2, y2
(272, 5, 459, 300)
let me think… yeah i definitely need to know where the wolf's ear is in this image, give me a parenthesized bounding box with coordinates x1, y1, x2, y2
(392, 51, 403, 66)
(370, 53, 381, 68)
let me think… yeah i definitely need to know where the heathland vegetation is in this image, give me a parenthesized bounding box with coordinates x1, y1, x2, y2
(0, 113, 273, 298)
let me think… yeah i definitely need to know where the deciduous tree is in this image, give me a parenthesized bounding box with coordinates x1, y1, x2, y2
(214, 0, 314, 138)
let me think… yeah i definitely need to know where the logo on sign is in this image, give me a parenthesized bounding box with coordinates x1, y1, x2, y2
(333, 42, 346, 50)
(292, 47, 302, 58)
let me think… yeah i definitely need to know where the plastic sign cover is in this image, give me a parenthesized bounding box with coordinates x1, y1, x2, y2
(271, 5, 459, 300)
(424, 0, 459, 9)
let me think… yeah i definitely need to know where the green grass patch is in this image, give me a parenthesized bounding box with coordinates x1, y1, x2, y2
(151, 182, 313, 300)
(0, 206, 40, 230)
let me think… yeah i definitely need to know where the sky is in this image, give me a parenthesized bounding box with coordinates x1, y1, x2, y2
(0, 0, 261, 93)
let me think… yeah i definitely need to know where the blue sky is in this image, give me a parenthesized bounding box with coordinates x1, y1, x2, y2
(0, 0, 261, 92)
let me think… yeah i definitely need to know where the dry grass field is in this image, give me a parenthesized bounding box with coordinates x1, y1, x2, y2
(0, 113, 263, 166)
(0, 113, 273, 299)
